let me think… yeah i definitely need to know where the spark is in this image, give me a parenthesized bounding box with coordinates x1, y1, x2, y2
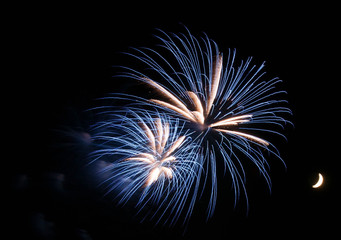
(142, 53, 270, 148)
(147, 71, 268, 146)
(124, 118, 186, 187)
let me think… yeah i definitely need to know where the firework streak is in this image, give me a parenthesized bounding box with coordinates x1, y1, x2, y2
(91, 28, 292, 225)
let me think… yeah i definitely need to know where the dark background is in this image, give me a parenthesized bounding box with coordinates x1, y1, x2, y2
(8, 3, 337, 239)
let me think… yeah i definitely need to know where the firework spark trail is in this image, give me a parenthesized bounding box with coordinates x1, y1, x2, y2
(90, 110, 202, 225)
(118, 28, 292, 217)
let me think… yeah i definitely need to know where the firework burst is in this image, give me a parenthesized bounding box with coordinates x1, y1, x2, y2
(118, 28, 292, 217)
(90, 110, 202, 225)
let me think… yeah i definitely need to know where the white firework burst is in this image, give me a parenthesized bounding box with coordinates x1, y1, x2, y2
(90, 110, 202, 225)
(117, 28, 292, 217)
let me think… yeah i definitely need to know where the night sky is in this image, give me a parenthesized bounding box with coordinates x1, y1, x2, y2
(9, 4, 337, 239)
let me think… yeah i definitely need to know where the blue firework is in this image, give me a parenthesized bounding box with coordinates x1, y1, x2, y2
(118, 28, 292, 217)
(90, 110, 202, 225)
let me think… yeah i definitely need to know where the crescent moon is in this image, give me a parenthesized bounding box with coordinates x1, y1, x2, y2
(312, 173, 324, 188)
